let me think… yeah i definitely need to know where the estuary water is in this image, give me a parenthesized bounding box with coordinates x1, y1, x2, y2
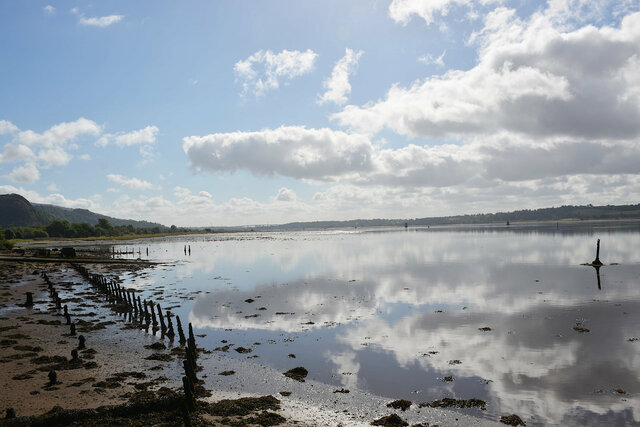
(116, 222, 640, 425)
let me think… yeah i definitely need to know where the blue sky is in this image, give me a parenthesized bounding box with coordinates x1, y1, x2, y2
(1, 0, 640, 226)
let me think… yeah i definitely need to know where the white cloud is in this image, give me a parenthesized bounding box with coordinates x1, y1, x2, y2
(275, 187, 297, 202)
(6, 163, 40, 184)
(0, 120, 18, 135)
(318, 48, 364, 106)
(97, 125, 158, 147)
(113, 125, 158, 147)
(16, 117, 101, 148)
(418, 50, 446, 66)
(78, 153, 91, 161)
(43, 5, 55, 15)
(38, 147, 72, 167)
(389, 0, 503, 26)
(183, 126, 373, 181)
(0, 144, 35, 163)
(106, 174, 153, 190)
(335, 9, 640, 142)
(0, 118, 103, 183)
(234, 49, 318, 96)
(78, 14, 124, 28)
(173, 186, 191, 198)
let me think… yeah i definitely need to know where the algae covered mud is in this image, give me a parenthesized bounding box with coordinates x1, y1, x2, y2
(106, 222, 640, 426)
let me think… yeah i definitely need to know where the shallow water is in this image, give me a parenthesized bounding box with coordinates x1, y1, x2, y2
(116, 223, 640, 425)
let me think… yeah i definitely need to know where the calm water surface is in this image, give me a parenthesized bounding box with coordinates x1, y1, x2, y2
(116, 224, 640, 425)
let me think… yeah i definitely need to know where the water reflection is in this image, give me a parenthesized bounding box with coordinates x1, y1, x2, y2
(117, 227, 640, 425)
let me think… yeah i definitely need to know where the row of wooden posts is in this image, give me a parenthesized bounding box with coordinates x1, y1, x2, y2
(69, 264, 201, 422)
(38, 272, 86, 387)
(70, 264, 188, 343)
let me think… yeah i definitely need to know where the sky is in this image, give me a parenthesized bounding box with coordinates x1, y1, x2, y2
(1, 0, 640, 227)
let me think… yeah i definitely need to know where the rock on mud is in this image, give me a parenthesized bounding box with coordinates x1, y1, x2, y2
(283, 367, 308, 382)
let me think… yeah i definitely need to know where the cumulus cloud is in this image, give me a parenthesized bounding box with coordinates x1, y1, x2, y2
(318, 48, 364, 106)
(106, 174, 153, 190)
(183, 126, 373, 181)
(6, 163, 40, 184)
(0, 120, 18, 135)
(0, 118, 156, 184)
(96, 125, 158, 163)
(234, 49, 318, 96)
(43, 5, 55, 15)
(389, 0, 503, 26)
(0, 118, 100, 183)
(275, 187, 297, 202)
(37, 147, 72, 167)
(0, 144, 35, 163)
(337, 8, 640, 141)
(16, 118, 100, 148)
(96, 125, 158, 147)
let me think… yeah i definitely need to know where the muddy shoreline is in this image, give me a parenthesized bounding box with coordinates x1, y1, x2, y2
(1, 249, 500, 426)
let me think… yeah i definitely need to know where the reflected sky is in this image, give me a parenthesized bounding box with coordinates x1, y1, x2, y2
(117, 226, 640, 425)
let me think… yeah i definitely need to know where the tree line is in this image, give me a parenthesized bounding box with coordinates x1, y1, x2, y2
(2, 218, 185, 241)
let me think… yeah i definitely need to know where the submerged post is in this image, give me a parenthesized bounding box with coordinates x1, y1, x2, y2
(592, 239, 603, 266)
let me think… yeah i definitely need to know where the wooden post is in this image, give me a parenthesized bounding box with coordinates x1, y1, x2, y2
(157, 304, 166, 332)
(188, 323, 197, 358)
(181, 401, 192, 426)
(176, 315, 187, 345)
(182, 376, 195, 412)
(166, 312, 175, 339)
(25, 292, 33, 307)
(592, 239, 603, 266)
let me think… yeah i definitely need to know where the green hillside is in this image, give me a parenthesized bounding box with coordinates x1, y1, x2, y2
(0, 193, 163, 229)
(34, 203, 162, 229)
(0, 194, 53, 228)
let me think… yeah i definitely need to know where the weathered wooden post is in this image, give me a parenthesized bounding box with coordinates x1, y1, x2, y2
(48, 370, 57, 386)
(157, 304, 166, 332)
(184, 359, 198, 383)
(188, 323, 197, 359)
(181, 401, 192, 426)
(182, 376, 195, 412)
(25, 292, 33, 307)
(78, 335, 86, 350)
(166, 312, 175, 339)
(592, 239, 603, 266)
(176, 315, 187, 345)
(70, 323, 76, 336)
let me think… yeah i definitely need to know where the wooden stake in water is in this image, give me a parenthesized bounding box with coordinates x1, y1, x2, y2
(592, 239, 603, 266)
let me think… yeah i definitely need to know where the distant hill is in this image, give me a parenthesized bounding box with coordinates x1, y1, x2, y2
(33, 203, 162, 229)
(0, 193, 163, 229)
(261, 203, 640, 230)
(0, 194, 53, 228)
